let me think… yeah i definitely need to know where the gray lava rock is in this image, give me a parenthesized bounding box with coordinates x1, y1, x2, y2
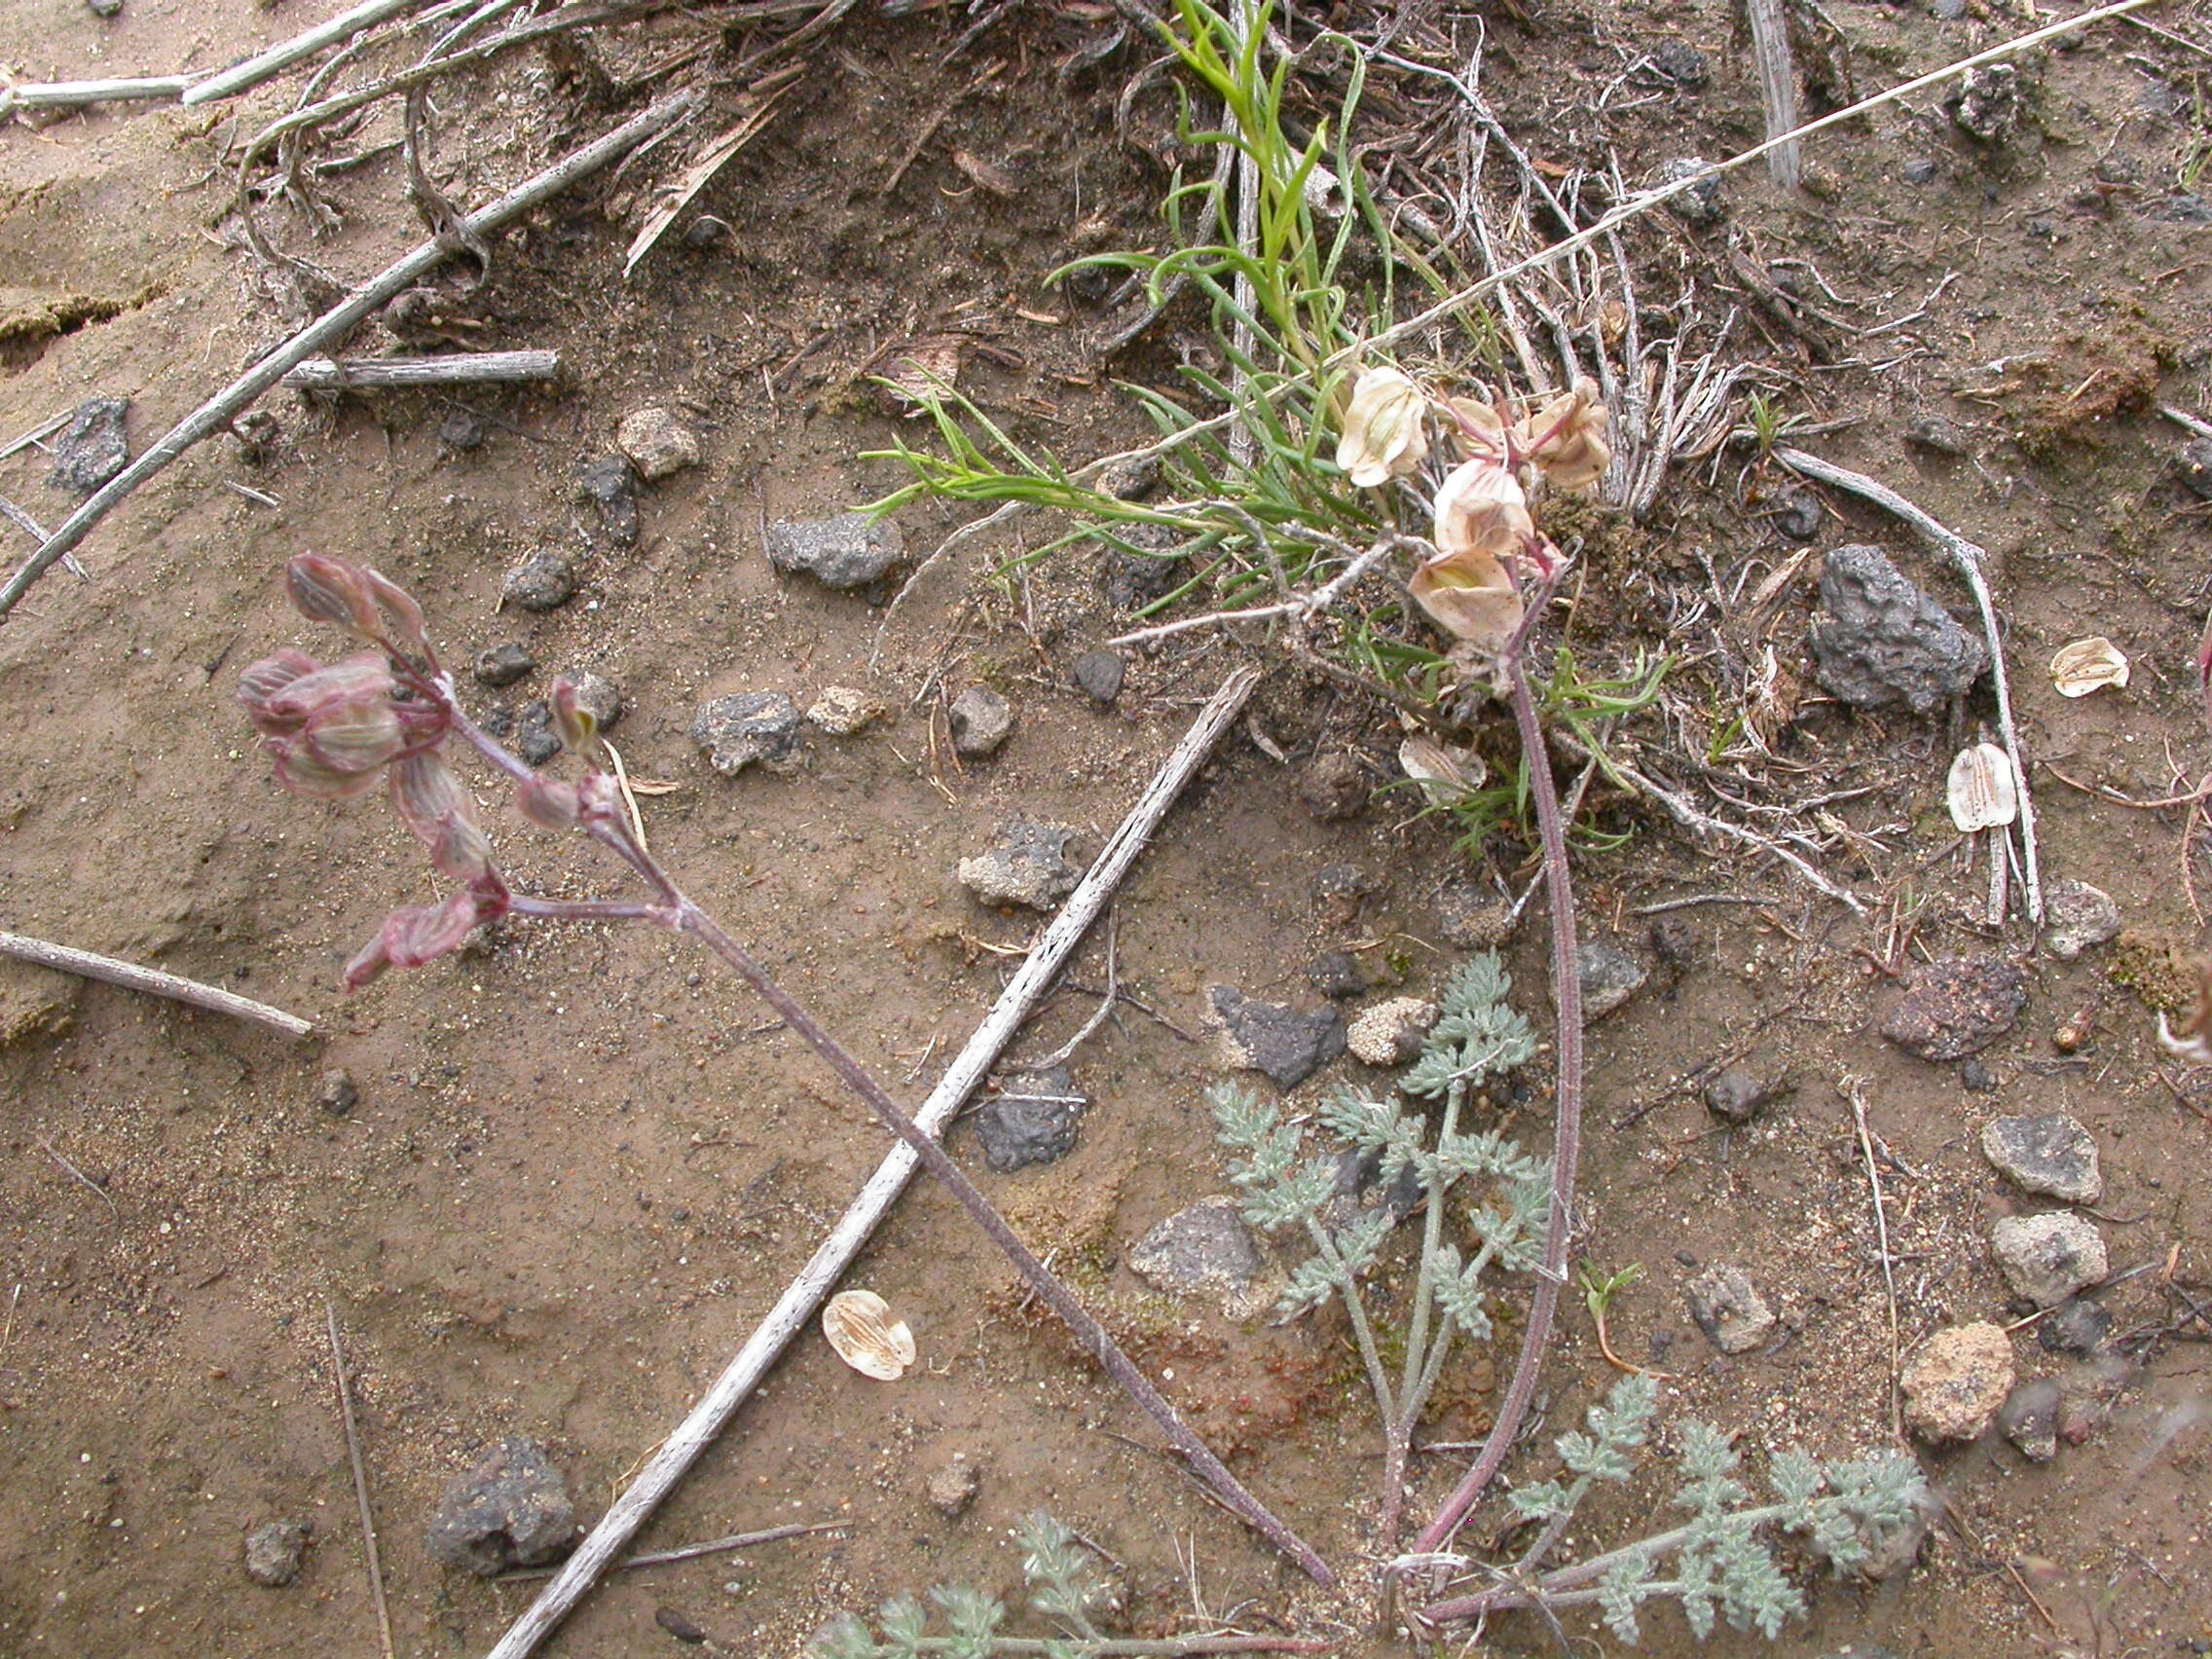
(1685, 1263, 1776, 1354)
(1961, 1056, 1997, 1094)
(684, 214, 730, 248)
(563, 670, 622, 730)
(49, 396, 129, 495)
(1100, 524, 1184, 610)
(766, 512, 905, 588)
(502, 554, 576, 613)
(1992, 1212, 2107, 1308)
(957, 819, 1081, 910)
(1810, 545, 1987, 714)
(243, 1519, 309, 1587)
(1953, 63, 2020, 143)
(1099, 455, 1161, 500)
(2042, 879, 2120, 961)
(1981, 1114, 2101, 1204)
(475, 643, 535, 687)
(1997, 1378, 2061, 1462)
(2183, 438, 2212, 501)
(947, 685, 1014, 757)
(1433, 879, 1513, 949)
(1879, 955, 2025, 1060)
(514, 701, 561, 767)
(318, 1067, 357, 1117)
(1901, 159, 1938, 186)
(1905, 415, 1968, 456)
(438, 409, 485, 452)
(1298, 752, 1368, 821)
(1575, 941, 1648, 1022)
(1208, 986, 1346, 1088)
(1900, 1321, 2013, 1442)
(1660, 158, 1725, 226)
(1346, 996, 1436, 1067)
(1703, 1066, 1785, 1125)
(2038, 1297, 2112, 1355)
(615, 406, 699, 480)
(690, 691, 801, 776)
(1128, 1197, 1263, 1314)
(1928, 0, 1966, 18)
(1651, 39, 1709, 88)
(1325, 1144, 1423, 1239)
(577, 456, 639, 546)
(1306, 951, 1368, 999)
(973, 1067, 1084, 1173)
(425, 1437, 577, 1576)
(1773, 489, 1824, 542)
(1072, 649, 1125, 706)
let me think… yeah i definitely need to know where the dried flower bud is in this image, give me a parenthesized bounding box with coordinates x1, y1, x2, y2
(1408, 543, 1525, 654)
(286, 554, 380, 636)
(1515, 377, 1611, 492)
(550, 678, 602, 763)
(1441, 393, 1509, 460)
(1432, 458, 1536, 565)
(515, 776, 581, 831)
(1334, 365, 1430, 488)
(271, 741, 392, 799)
(387, 752, 467, 840)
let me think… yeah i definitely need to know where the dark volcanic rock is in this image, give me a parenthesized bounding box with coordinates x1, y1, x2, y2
(1208, 986, 1346, 1088)
(49, 396, 129, 495)
(2038, 1298, 2112, 1355)
(243, 1519, 309, 1587)
(475, 643, 535, 687)
(1980, 1113, 2101, 1204)
(690, 691, 801, 775)
(1809, 544, 1987, 715)
(1072, 649, 1125, 706)
(502, 554, 576, 612)
(1305, 950, 1368, 999)
(577, 455, 639, 546)
(972, 1067, 1084, 1173)
(425, 1438, 576, 1576)
(1880, 955, 2025, 1060)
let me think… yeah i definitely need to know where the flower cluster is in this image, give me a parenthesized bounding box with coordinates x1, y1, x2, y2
(238, 554, 514, 989)
(1335, 363, 1612, 655)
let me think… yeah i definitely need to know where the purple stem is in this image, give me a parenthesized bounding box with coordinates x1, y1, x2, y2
(1407, 637, 1583, 1563)
(434, 688, 1334, 1584)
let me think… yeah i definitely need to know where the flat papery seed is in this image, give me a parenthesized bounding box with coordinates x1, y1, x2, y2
(1400, 735, 1487, 801)
(1946, 742, 2018, 832)
(822, 1289, 917, 1381)
(2049, 636, 2129, 698)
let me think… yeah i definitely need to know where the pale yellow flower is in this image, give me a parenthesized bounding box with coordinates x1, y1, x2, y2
(1335, 364, 1430, 488)
(1514, 376, 1612, 492)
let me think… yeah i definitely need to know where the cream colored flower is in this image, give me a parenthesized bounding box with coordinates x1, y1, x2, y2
(1408, 541, 1525, 653)
(1432, 457, 1535, 563)
(1514, 376, 1612, 492)
(1335, 364, 1430, 487)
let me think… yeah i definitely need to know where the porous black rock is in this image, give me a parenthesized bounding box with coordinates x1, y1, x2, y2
(1980, 1113, 2101, 1204)
(475, 643, 535, 687)
(424, 1438, 577, 1576)
(243, 1519, 309, 1587)
(1880, 955, 2024, 1061)
(502, 554, 576, 613)
(972, 1067, 1084, 1173)
(577, 455, 639, 546)
(1072, 649, 1125, 706)
(1809, 544, 1987, 715)
(766, 512, 905, 589)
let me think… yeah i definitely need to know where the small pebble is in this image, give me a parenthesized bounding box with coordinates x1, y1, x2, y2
(2042, 879, 2120, 961)
(1305, 950, 1368, 999)
(1703, 1066, 1782, 1125)
(87, 0, 124, 16)
(1880, 955, 2025, 1061)
(2183, 438, 2212, 501)
(48, 396, 129, 495)
(425, 1438, 577, 1575)
(1659, 158, 1725, 227)
(2038, 1297, 2112, 1355)
(438, 409, 485, 452)
(1953, 63, 2020, 143)
(766, 513, 905, 589)
(318, 1068, 357, 1117)
(1980, 1113, 2101, 1204)
(1072, 648, 1125, 706)
(655, 1607, 709, 1644)
(1298, 752, 1368, 821)
(1997, 1378, 2060, 1461)
(1960, 1056, 1997, 1093)
(925, 1459, 981, 1519)
(577, 455, 640, 546)
(1575, 940, 1648, 1022)
(1684, 1263, 1775, 1354)
(1311, 864, 1380, 928)
(1772, 489, 1824, 541)
(1991, 1212, 2107, 1308)
(807, 686, 887, 736)
(1901, 159, 1938, 186)
(957, 819, 1082, 910)
(1900, 1322, 2013, 1442)
(502, 554, 576, 613)
(514, 702, 561, 767)
(474, 644, 535, 688)
(683, 215, 730, 248)
(615, 407, 700, 480)
(243, 1519, 308, 1587)
(972, 1067, 1083, 1172)
(690, 692, 802, 776)
(947, 684, 1013, 756)
(1651, 39, 1709, 88)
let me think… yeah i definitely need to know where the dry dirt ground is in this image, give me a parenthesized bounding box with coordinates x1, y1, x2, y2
(3, 1, 2212, 1656)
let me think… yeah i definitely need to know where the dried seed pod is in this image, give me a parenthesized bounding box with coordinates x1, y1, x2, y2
(1399, 735, 1488, 803)
(1946, 742, 2018, 833)
(822, 1289, 916, 1381)
(2049, 637, 2129, 698)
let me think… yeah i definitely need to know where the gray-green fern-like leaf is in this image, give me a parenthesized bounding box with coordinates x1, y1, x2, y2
(1599, 1550, 1655, 1644)
(810, 1612, 886, 1659)
(1430, 1243, 1493, 1339)
(1508, 1477, 1571, 1520)
(1274, 1252, 1342, 1320)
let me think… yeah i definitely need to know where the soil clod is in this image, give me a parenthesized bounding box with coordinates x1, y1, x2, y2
(1346, 996, 1436, 1066)
(947, 684, 1014, 756)
(1297, 751, 1368, 821)
(1128, 1197, 1263, 1314)
(1991, 1212, 2107, 1308)
(1900, 1322, 2013, 1442)
(1997, 1378, 2061, 1462)
(925, 1458, 981, 1519)
(973, 1066, 1083, 1173)
(2039, 1298, 2113, 1355)
(1880, 955, 2025, 1060)
(1575, 940, 1649, 1022)
(2042, 878, 2120, 960)
(957, 819, 1081, 910)
(616, 406, 700, 480)
(807, 686, 886, 736)
(578, 455, 640, 546)
(1684, 1262, 1777, 1354)
(502, 553, 577, 613)
(317, 1067, 357, 1117)
(1072, 648, 1125, 706)
(1704, 1065, 1786, 1125)
(475, 643, 535, 687)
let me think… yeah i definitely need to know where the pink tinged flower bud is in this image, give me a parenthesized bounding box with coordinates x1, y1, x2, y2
(300, 698, 404, 775)
(253, 652, 396, 738)
(285, 554, 380, 636)
(427, 816, 496, 885)
(387, 752, 468, 839)
(271, 740, 393, 799)
(238, 650, 322, 730)
(1334, 365, 1431, 488)
(514, 776, 581, 831)
(342, 879, 510, 991)
(359, 566, 431, 657)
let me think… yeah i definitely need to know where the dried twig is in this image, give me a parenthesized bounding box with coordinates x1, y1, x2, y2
(280, 350, 562, 388)
(1106, 534, 1410, 648)
(0, 929, 314, 1038)
(485, 666, 1284, 1659)
(0, 91, 701, 618)
(1843, 1077, 1903, 1441)
(1, 77, 200, 116)
(623, 81, 795, 278)
(35, 1136, 120, 1224)
(184, 0, 440, 107)
(1744, 0, 1803, 188)
(493, 1520, 845, 1581)
(1774, 446, 2041, 923)
(325, 1298, 396, 1659)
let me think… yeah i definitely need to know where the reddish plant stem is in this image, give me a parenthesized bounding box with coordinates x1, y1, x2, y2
(434, 692, 1334, 1586)
(1406, 645, 1583, 1563)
